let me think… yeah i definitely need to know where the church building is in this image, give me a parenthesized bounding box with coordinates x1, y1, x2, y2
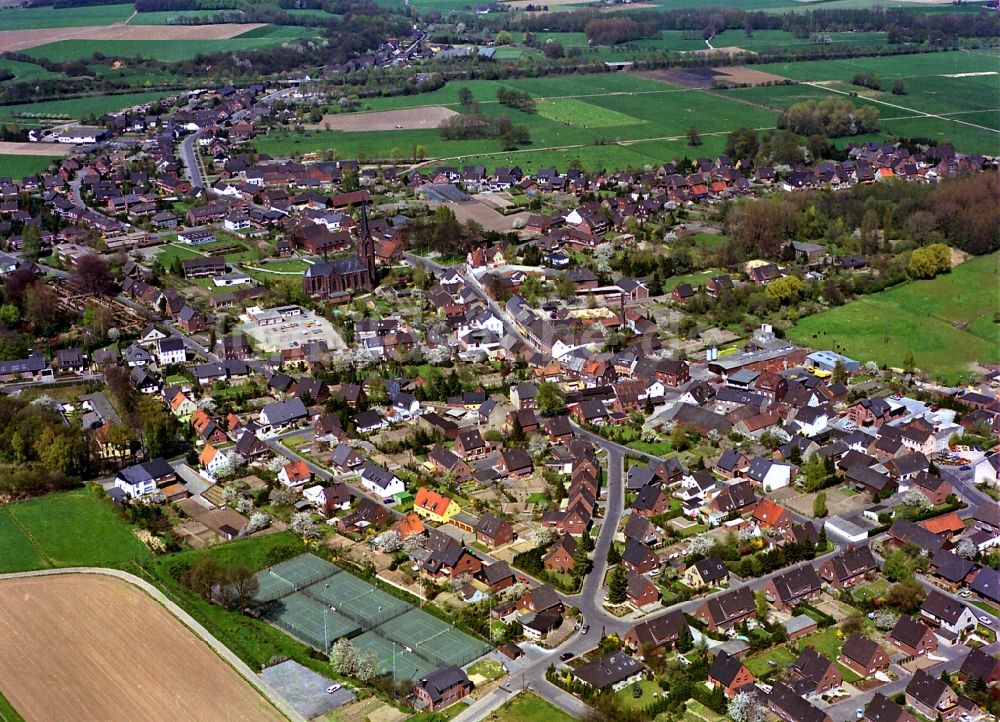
(302, 203, 377, 297)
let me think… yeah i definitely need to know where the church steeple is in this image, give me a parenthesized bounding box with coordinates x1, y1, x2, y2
(357, 201, 376, 288)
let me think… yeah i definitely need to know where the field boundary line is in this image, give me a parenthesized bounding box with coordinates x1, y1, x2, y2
(0, 567, 306, 722)
(3, 507, 53, 569)
(805, 80, 1000, 135)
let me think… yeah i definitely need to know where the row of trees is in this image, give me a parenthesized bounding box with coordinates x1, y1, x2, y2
(496, 86, 536, 113)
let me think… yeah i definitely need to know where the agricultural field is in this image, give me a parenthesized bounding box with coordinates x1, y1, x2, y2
(23, 25, 319, 63)
(256, 72, 778, 170)
(0, 574, 285, 722)
(0, 2, 132, 30)
(0, 90, 175, 127)
(0, 489, 151, 573)
(789, 253, 1000, 383)
(0, 154, 63, 178)
(708, 29, 888, 51)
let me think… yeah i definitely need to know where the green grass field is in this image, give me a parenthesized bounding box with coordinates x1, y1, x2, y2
(745, 645, 797, 676)
(789, 253, 1000, 383)
(0, 57, 60, 82)
(130, 8, 248, 24)
(711, 29, 888, 50)
(0, 155, 63, 178)
(537, 97, 645, 128)
(0, 690, 25, 722)
(493, 692, 577, 722)
(257, 72, 775, 170)
(0, 90, 175, 126)
(0, 489, 151, 573)
(0, 2, 132, 30)
(25, 27, 320, 63)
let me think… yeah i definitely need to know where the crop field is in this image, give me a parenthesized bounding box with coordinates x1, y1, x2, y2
(0, 574, 285, 722)
(0, 90, 175, 127)
(789, 253, 1000, 383)
(537, 97, 645, 127)
(0, 2, 132, 30)
(257, 73, 778, 170)
(0, 154, 63, 178)
(21, 25, 316, 62)
(708, 29, 888, 51)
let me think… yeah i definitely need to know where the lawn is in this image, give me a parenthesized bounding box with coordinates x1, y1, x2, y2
(789, 253, 1000, 384)
(0, 57, 60, 82)
(684, 698, 725, 722)
(493, 692, 577, 722)
(0, 155, 63, 179)
(0, 2, 132, 29)
(626, 439, 674, 455)
(659, 269, 718, 292)
(156, 243, 208, 268)
(616, 679, 662, 710)
(467, 657, 506, 683)
(0, 488, 151, 573)
(536, 97, 644, 128)
(744, 645, 797, 677)
(796, 626, 862, 682)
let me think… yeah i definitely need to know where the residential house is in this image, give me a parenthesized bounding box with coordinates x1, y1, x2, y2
(303, 483, 352, 516)
(683, 556, 728, 589)
(455, 428, 488, 459)
(412, 667, 473, 712)
(838, 634, 891, 678)
(156, 337, 186, 366)
(544, 534, 576, 573)
(919, 590, 978, 635)
(573, 653, 644, 692)
(904, 670, 959, 722)
(889, 615, 938, 657)
(475, 513, 514, 548)
(627, 571, 661, 608)
(708, 652, 754, 697)
(790, 647, 842, 695)
(422, 533, 482, 581)
(958, 647, 1000, 686)
(414, 487, 461, 524)
(624, 610, 688, 657)
(359, 463, 405, 499)
(632, 485, 671, 519)
(517, 584, 563, 615)
(695, 586, 756, 631)
(114, 458, 176, 498)
(768, 683, 832, 722)
(278, 460, 311, 487)
(622, 539, 659, 575)
(819, 546, 877, 589)
(864, 693, 918, 722)
(199, 445, 235, 481)
(259, 398, 309, 434)
(762, 566, 822, 612)
(330, 444, 365, 473)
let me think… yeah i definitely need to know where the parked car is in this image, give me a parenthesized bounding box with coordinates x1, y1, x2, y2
(327, 684, 342, 694)
(979, 616, 993, 625)
(560, 652, 574, 661)
(581, 625, 590, 634)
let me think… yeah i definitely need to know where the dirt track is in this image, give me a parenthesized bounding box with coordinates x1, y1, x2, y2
(0, 23, 266, 52)
(306, 106, 458, 132)
(0, 574, 285, 722)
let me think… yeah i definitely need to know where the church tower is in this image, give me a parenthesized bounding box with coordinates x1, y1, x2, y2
(357, 201, 377, 289)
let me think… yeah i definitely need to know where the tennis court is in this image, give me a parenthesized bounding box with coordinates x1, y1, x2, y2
(262, 593, 361, 652)
(351, 631, 436, 680)
(303, 573, 409, 627)
(253, 554, 490, 677)
(377, 608, 490, 669)
(256, 554, 341, 603)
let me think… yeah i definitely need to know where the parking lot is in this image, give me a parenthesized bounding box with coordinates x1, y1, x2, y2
(260, 660, 354, 719)
(241, 308, 346, 353)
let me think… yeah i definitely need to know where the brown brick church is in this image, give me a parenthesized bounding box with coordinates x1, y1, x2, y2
(302, 203, 377, 297)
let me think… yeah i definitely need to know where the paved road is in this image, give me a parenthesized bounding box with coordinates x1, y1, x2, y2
(0, 567, 306, 722)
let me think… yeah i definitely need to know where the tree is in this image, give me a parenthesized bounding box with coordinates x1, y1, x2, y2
(376, 530, 403, 553)
(24, 280, 62, 335)
(457, 87, 473, 107)
(832, 360, 848, 384)
(885, 578, 926, 613)
(872, 609, 897, 631)
(330, 638, 359, 675)
(900, 488, 931, 513)
(813, 492, 828, 518)
(219, 566, 259, 610)
(542, 41, 564, 59)
(607, 543, 622, 566)
(675, 622, 693, 652)
(954, 539, 978, 560)
(553, 272, 575, 300)
(725, 127, 759, 163)
(728, 690, 766, 722)
(903, 349, 916, 374)
(354, 650, 380, 682)
(884, 549, 913, 582)
(687, 125, 702, 147)
(907, 243, 951, 279)
(71, 254, 115, 296)
(607, 564, 628, 604)
(892, 79, 906, 95)
(764, 275, 805, 305)
(754, 590, 770, 623)
(291, 511, 321, 540)
(269, 487, 299, 506)
(688, 533, 716, 557)
(21, 224, 41, 260)
(535, 382, 565, 416)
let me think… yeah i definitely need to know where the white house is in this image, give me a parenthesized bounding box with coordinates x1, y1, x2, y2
(303, 484, 352, 512)
(139, 324, 167, 347)
(156, 337, 186, 366)
(974, 455, 999, 488)
(114, 458, 174, 499)
(199, 445, 236, 481)
(277, 460, 311, 487)
(213, 272, 253, 288)
(390, 393, 421, 421)
(920, 591, 979, 636)
(793, 406, 829, 437)
(746, 457, 792, 491)
(644, 379, 666, 400)
(359, 462, 405, 499)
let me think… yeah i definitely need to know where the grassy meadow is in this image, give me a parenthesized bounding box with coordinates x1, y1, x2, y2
(789, 253, 1000, 383)
(0, 155, 63, 178)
